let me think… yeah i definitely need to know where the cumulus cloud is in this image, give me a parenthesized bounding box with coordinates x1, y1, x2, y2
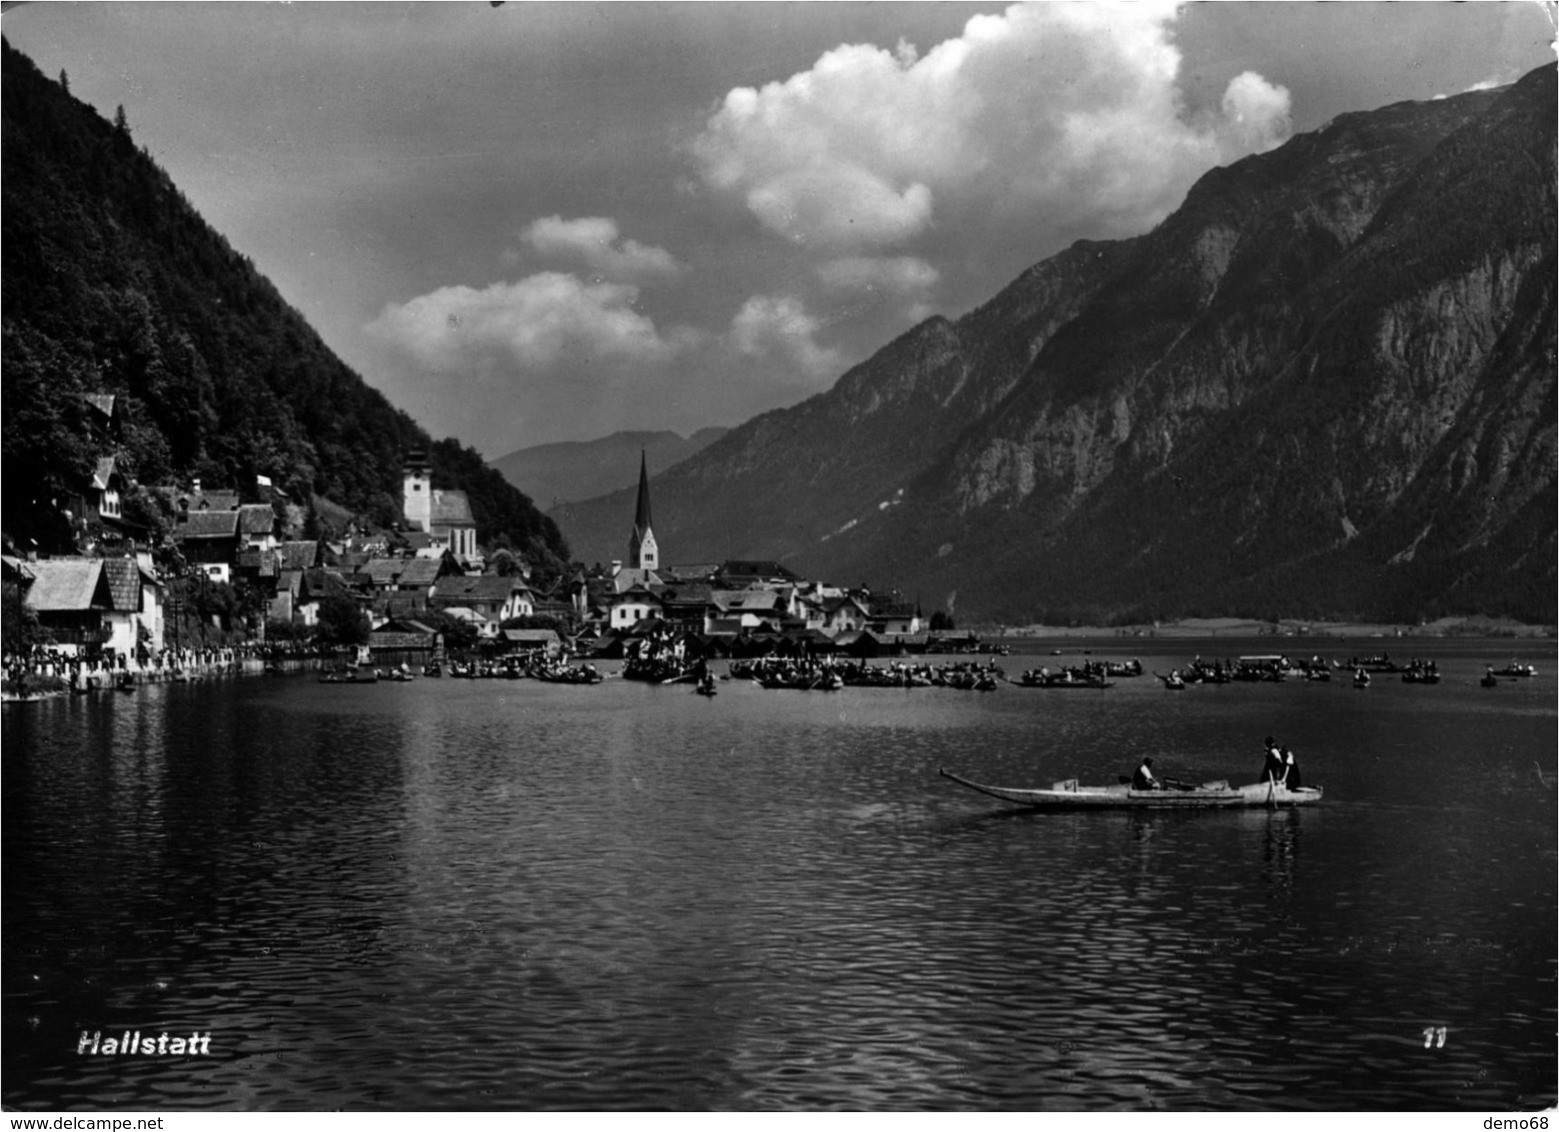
(692, 1, 1293, 251)
(1217, 71, 1292, 157)
(365, 272, 686, 372)
(730, 294, 843, 381)
(522, 215, 683, 281)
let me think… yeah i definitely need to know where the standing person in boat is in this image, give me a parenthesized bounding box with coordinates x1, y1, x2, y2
(1279, 746, 1302, 790)
(1132, 756, 1162, 791)
(1262, 736, 1285, 783)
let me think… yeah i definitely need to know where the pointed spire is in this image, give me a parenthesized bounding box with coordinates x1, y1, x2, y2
(634, 449, 653, 534)
(627, 449, 659, 571)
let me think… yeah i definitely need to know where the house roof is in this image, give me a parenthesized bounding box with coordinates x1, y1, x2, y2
(430, 489, 474, 526)
(660, 562, 721, 581)
(237, 504, 275, 535)
(655, 581, 714, 605)
(81, 392, 117, 419)
(177, 510, 240, 539)
(23, 559, 103, 612)
(330, 549, 372, 571)
(99, 558, 141, 610)
(715, 589, 785, 612)
(401, 530, 434, 550)
(387, 618, 437, 635)
(503, 628, 560, 644)
(362, 558, 405, 585)
(276, 541, 319, 571)
(612, 583, 662, 604)
(823, 595, 871, 615)
(92, 456, 120, 491)
(433, 575, 514, 604)
(612, 567, 661, 593)
(396, 558, 445, 587)
(718, 560, 800, 583)
(237, 550, 279, 578)
(300, 568, 354, 600)
(368, 630, 438, 650)
(187, 490, 241, 511)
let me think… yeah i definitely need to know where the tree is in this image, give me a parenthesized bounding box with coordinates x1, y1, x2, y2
(58, 70, 68, 94)
(417, 609, 477, 653)
(2, 581, 45, 653)
(315, 593, 368, 648)
(113, 104, 129, 135)
(488, 548, 524, 577)
(929, 610, 956, 632)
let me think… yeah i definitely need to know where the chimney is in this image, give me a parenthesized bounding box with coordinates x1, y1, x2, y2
(192, 477, 202, 495)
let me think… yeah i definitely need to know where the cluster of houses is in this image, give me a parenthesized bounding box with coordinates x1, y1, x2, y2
(567, 454, 928, 655)
(6, 419, 933, 667)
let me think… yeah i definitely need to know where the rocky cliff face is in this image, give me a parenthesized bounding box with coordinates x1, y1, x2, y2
(556, 66, 1556, 623)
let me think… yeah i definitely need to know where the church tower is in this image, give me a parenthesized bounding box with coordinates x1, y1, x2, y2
(403, 448, 432, 533)
(627, 450, 659, 571)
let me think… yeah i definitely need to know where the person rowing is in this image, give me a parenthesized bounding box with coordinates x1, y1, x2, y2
(1262, 735, 1285, 784)
(1132, 756, 1162, 791)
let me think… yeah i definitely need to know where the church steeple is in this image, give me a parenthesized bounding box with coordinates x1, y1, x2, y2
(627, 450, 659, 571)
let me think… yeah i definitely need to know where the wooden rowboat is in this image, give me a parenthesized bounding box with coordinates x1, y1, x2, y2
(939, 767, 1322, 809)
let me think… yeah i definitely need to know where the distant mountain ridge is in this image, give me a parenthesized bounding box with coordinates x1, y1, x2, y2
(554, 66, 1556, 624)
(493, 428, 728, 507)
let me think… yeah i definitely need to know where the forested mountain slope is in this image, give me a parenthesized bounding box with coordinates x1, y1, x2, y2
(1, 39, 568, 572)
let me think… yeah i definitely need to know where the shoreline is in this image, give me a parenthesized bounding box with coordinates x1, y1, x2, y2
(992, 617, 1556, 640)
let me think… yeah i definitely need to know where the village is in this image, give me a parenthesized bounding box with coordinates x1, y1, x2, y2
(2, 405, 971, 695)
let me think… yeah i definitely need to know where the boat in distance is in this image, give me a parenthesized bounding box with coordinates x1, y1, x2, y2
(938, 768, 1323, 809)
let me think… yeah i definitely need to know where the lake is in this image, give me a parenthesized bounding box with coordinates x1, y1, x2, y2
(3, 637, 1554, 1111)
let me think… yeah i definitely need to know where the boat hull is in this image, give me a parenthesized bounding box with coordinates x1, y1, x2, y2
(939, 768, 1322, 809)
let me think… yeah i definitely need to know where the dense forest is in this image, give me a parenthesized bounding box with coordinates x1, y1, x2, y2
(1, 39, 568, 576)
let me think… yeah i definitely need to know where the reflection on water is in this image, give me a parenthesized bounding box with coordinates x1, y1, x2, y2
(3, 642, 1555, 1110)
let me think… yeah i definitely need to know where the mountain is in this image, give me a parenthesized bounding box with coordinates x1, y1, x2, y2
(493, 428, 728, 508)
(0, 39, 568, 574)
(554, 66, 1556, 624)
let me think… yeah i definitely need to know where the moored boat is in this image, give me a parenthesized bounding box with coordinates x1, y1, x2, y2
(1018, 668, 1113, 689)
(1493, 662, 1538, 678)
(318, 666, 379, 684)
(939, 768, 1322, 809)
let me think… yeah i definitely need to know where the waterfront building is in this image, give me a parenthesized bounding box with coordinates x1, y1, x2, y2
(20, 555, 163, 658)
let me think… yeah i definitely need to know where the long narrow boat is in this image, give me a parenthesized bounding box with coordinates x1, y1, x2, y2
(939, 767, 1322, 809)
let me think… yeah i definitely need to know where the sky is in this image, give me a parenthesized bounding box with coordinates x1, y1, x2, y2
(4, 2, 1554, 458)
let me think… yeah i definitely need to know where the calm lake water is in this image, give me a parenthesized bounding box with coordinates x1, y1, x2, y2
(4, 638, 1554, 1111)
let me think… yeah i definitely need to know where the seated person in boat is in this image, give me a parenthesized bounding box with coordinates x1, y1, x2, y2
(1280, 747, 1302, 790)
(1132, 756, 1162, 791)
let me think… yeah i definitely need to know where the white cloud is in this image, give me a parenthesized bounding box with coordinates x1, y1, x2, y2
(1217, 71, 1293, 157)
(730, 294, 843, 381)
(693, 1, 1293, 251)
(817, 255, 939, 295)
(522, 215, 683, 281)
(366, 272, 685, 371)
